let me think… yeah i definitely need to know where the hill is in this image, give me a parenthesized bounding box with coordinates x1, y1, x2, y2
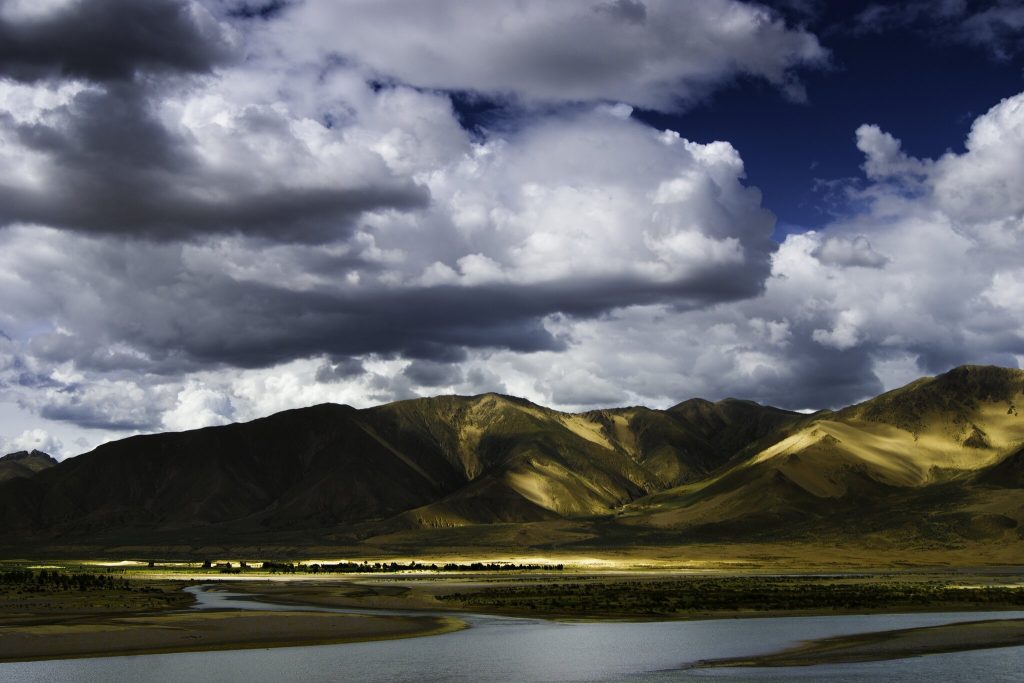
(0, 365, 1022, 561)
(0, 450, 57, 483)
(616, 365, 1024, 547)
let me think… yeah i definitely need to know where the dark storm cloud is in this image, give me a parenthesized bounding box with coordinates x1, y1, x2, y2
(596, 0, 647, 25)
(17, 227, 771, 383)
(752, 332, 884, 410)
(0, 0, 234, 83)
(0, 85, 429, 240)
(402, 359, 464, 387)
(223, 0, 295, 20)
(118, 281, 571, 370)
(39, 399, 157, 431)
(0, 0, 429, 242)
(314, 357, 365, 383)
(28, 331, 162, 374)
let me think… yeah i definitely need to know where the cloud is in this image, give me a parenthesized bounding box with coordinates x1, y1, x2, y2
(0, 0, 234, 83)
(403, 360, 464, 388)
(0, 428, 62, 456)
(29, 379, 163, 431)
(222, 0, 294, 21)
(418, 92, 1024, 411)
(12, 89, 1024, 425)
(812, 235, 889, 268)
(854, 1, 1024, 59)
(0, 79, 430, 240)
(0, 99, 779, 392)
(263, 0, 825, 110)
(597, 0, 648, 25)
(929, 92, 1024, 227)
(162, 381, 235, 431)
(0, 1, 793, 248)
(855, 124, 928, 181)
(315, 358, 365, 383)
(960, 3, 1024, 58)
(2, 0, 1023, 442)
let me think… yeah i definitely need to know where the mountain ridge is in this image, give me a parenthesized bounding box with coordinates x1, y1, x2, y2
(0, 365, 1021, 558)
(0, 449, 58, 483)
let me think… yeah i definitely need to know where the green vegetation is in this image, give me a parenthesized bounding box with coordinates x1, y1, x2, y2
(0, 568, 191, 617)
(437, 576, 1024, 618)
(0, 568, 131, 592)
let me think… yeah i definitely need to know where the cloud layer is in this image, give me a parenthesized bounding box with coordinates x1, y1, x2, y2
(0, 0, 1022, 453)
(258, 0, 825, 109)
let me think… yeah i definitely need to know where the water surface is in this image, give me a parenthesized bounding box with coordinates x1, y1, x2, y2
(2, 586, 1021, 682)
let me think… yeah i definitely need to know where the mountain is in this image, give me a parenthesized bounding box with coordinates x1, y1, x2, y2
(618, 365, 1024, 543)
(0, 394, 801, 542)
(0, 450, 57, 483)
(0, 365, 1021, 558)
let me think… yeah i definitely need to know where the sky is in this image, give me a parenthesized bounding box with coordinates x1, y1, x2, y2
(2, 0, 1024, 459)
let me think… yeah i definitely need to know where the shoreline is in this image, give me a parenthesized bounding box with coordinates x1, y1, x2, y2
(238, 583, 1024, 623)
(5, 607, 1024, 667)
(695, 617, 1024, 668)
(2, 567, 1022, 665)
(0, 610, 467, 664)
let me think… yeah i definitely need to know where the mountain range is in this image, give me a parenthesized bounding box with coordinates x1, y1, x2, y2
(1, 365, 1021, 560)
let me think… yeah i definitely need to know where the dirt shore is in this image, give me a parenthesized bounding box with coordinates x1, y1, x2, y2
(0, 609, 466, 663)
(698, 618, 1024, 667)
(2, 566, 1021, 664)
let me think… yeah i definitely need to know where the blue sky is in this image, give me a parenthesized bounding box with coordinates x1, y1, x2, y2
(644, 2, 1024, 234)
(1, 0, 1024, 458)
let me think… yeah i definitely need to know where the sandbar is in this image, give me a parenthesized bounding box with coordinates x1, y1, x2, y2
(0, 609, 466, 662)
(698, 617, 1024, 667)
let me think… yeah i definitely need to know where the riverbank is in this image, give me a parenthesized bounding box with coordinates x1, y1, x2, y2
(697, 617, 1024, 667)
(0, 609, 466, 663)
(213, 570, 1024, 623)
(2, 566, 1023, 664)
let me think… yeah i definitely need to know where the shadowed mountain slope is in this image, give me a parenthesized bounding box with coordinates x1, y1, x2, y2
(0, 393, 799, 543)
(0, 405, 469, 538)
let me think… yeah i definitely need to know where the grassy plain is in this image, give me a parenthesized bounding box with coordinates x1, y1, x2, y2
(0, 565, 464, 663)
(1, 560, 1022, 664)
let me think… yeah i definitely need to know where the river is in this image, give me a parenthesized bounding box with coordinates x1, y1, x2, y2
(1, 585, 1022, 682)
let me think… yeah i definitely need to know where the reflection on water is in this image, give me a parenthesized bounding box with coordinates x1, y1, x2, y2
(1, 586, 1022, 682)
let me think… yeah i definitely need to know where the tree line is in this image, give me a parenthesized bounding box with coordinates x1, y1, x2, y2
(0, 569, 131, 592)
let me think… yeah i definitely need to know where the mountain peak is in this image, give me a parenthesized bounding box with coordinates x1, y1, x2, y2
(842, 364, 1024, 436)
(0, 449, 58, 484)
(0, 449, 57, 465)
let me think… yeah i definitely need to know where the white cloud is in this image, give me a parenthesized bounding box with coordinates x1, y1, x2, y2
(0, 428, 62, 456)
(930, 93, 1024, 227)
(162, 381, 235, 431)
(381, 110, 774, 289)
(0, 0, 76, 22)
(812, 309, 865, 351)
(4, 1, 1024, 448)
(855, 124, 928, 180)
(813, 235, 889, 268)
(259, 0, 825, 110)
(0, 83, 779, 406)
